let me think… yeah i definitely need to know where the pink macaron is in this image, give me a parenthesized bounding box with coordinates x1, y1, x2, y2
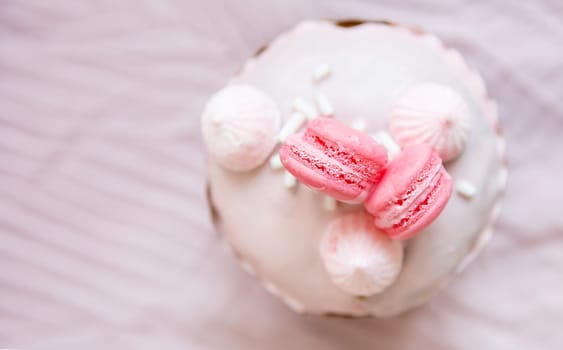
(364, 144, 453, 240)
(280, 118, 388, 202)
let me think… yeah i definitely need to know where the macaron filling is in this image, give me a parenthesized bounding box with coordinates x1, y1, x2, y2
(280, 118, 388, 201)
(304, 131, 385, 185)
(386, 169, 451, 239)
(373, 158, 440, 225)
(288, 139, 365, 186)
(365, 144, 453, 240)
(282, 136, 368, 200)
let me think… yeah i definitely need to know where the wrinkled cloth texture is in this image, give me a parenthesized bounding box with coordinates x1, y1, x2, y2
(0, 0, 562, 349)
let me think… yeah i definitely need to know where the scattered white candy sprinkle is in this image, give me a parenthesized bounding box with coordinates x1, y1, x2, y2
(269, 153, 283, 170)
(351, 119, 367, 131)
(278, 112, 306, 142)
(323, 196, 337, 211)
(456, 180, 477, 199)
(284, 171, 297, 188)
(316, 93, 334, 116)
(292, 97, 318, 120)
(312, 63, 331, 83)
(371, 130, 401, 158)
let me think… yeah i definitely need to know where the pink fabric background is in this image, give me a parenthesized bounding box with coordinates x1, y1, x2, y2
(1, 0, 562, 348)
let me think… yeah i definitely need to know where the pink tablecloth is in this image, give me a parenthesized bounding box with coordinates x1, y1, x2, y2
(1, 1, 562, 349)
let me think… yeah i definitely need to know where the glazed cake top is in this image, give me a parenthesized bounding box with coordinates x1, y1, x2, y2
(207, 20, 506, 316)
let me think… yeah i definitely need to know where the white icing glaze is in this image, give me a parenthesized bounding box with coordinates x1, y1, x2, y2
(201, 84, 280, 171)
(207, 21, 506, 317)
(388, 82, 472, 161)
(320, 212, 403, 296)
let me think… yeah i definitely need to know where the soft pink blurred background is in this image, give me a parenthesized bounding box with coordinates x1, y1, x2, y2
(1, 0, 562, 349)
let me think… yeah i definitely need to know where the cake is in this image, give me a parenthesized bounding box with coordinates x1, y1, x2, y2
(202, 20, 507, 317)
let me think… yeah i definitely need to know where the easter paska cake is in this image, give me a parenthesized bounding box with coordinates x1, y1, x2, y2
(202, 20, 507, 317)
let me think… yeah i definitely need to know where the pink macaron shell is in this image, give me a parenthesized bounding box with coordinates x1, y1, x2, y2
(306, 118, 388, 184)
(365, 144, 453, 240)
(280, 118, 388, 202)
(303, 118, 388, 188)
(365, 144, 436, 215)
(386, 169, 453, 240)
(280, 134, 366, 201)
(307, 118, 388, 172)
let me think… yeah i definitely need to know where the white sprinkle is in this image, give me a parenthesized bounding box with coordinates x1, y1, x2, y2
(269, 153, 283, 170)
(278, 112, 306, 142)
(456, 180, 477, 199)
(371, 130, 401, 158)
(292, 97, 318, 120)
(351, 119, 367, 131)
(312, 63, 331, 83)
(323, 196, 337, 211)
(284, 171, 297, 188)
(316, 93, 334, 116)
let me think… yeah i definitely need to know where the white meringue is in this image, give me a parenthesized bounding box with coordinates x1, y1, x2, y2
(202, 85, 281, 171)
(388, 82, 472, 161)
(319, 212, 403, 297)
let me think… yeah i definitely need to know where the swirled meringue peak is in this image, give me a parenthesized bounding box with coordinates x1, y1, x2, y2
(388, 82, 472, 161)
(319, 212, 403, 297)
(202, 85, 281, 171)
